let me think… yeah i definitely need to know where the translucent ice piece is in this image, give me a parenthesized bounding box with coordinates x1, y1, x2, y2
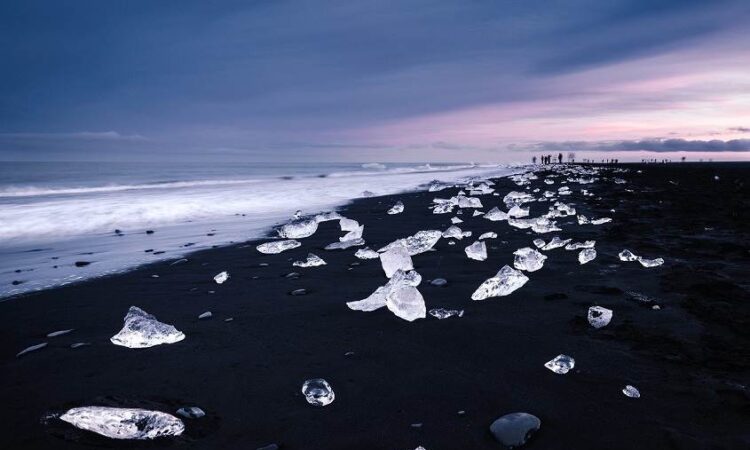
(530, 217, 561, 234)
(471, 265, 529, 300)
(542, 236, 571, 251)
(513, 247, 547, 272)
(429, 308, 464, 319)
(325, 238, 365, 250)
(587, 306, 612, 328)
(457, 196, 483, 208)
(301, 378, 335, 406)
(465, 241, 488, 261)
(432, 203, 454, 214)
(257, 240, 301, 254)
(16, 342, 47, 357)
(340, 224, 364, 242)
(277, 218, 318, 239)
(622, 385, 640, 398)
(490, 412, 541, 448)
(110, 306, 185, 349)
(544, 354, 575, 374)
(378, 230, 442, 255)
(442, 225, 465, 240)
(380, 246, 414, 278)
(472, 210, 484, 217)
(618, 249, 638, 261)
(565, 240, 595, 250)
(293, 253, 326, 267)
(47, 329, 74, 337)
(198, 311, 212, 319)
(503, 191, 535, 207)
(591, 217, 612, 225)
(507, 205, 530, 218)
(339, 217, 360, 232)
(387, 201, 405, 215)
(577, 215, 590, 225)
(59, 407, 184, 440)
(354, 247, 380, 259)
(637, 257, 664, 267)
(479, 231, 497, 240)
(484, 207, 508, 221)
(386, 285, 426, 321)
(451, 216, 463, 224)
(176, 406, 205, 419)
(213, 271, 229, 284)
(533, 238, 546, 248)
(347, 270, 423, 312)
(578, 248, 597, 264)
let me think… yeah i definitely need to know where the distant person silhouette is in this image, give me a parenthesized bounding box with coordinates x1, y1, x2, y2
(532, 156, 537, 164)
(557, 153, 562, 163)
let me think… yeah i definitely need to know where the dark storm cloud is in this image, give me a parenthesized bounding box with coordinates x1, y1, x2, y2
(518, 138, 750, 153)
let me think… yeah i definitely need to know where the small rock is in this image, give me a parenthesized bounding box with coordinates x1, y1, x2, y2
(74, 261, 91, 267)
(430, 278, 448, 287)
(47, 329, 74, 338)
(198, 311, 212, 319)
(489, 412, 541, 448)
(411, 423, 423, 428)
(146, 230, 155, 234)
(176, 406, 205, 419)
(17, 342, 48, 357)
(290, 288, 307, 296)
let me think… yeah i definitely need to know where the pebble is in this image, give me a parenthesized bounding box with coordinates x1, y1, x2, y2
(430, 278, 448, 287)
(489, 412, 541, 448)
(198, 311, 213, 319)
(290, 288, 307, 296)
(176, 406, 205, 419)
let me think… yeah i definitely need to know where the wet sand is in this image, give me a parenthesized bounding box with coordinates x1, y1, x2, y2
(1, 163, 748, 449)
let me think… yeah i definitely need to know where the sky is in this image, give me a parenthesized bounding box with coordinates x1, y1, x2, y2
(1, 0, 749, 163)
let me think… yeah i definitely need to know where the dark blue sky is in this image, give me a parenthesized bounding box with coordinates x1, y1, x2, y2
(1, 0, 749, 161)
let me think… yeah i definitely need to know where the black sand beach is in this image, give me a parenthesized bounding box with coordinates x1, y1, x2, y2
(1, 163, 749, 449)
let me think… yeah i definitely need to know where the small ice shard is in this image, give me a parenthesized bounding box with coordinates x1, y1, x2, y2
(347, 269, 422, 312)
(578, 248, 597, 264)
(478, 231, 497, 240)
(213, 271, 229, 284)
(429, 308, 464, 319)
(587, 306, 613, 328)
(176, 406, 205, 419)
(544, 179, 554, 185)
(340, 224, 364, 242)
(16, 342, 47, 357)
(290, 288, 307, 296)
(471, 265, 529, 300)
(622, 385, 641, 398)
(354, 247, 380, 259)
(533, 238, 546, 248)
(47, 329, 74, 338)
(432, 202, 454, 214)
(314, 211, 342, 223)
(386, 285, 426, 321)
(472, 210, 484, 217)
(591, 217, 612, 225)
(507, 205, 530, 218)
(110, 306, 185, 349)
(198, 311, 212, 319)
(325, 238, 365, 250)
(503, 191, 535, 207)
(577, 215, 590, 225)
(442, 225, 465, 240)
(465, 241, 487, 261)
(59, 407, 185, 440)
(378, 230, 442, 255)
(293, 253, 326, 267)
(457, 196, 483, 208)
(301, 378, 335, 406)
(430, 278, 448, 286)
(530, 217, 561, 233)
(483, 207, 508, 221)
(565, 240, 596, 250)
(277, 218, 318, 239)
(544, 354, 575, 374)
(70, 342, 90, 349)
(618, 249, 638, 261)
(490, 412, 541, 448)
(257, 240, 301, 254)
(380, 246, 414, 278)
(450, 216, 463, 224)
(293, 209, 302, 219)
(387, 201, 405, 215)
(339, 217, 360, 232)
(542, 236, 571, 251)
(513, 247, 547, 272)
(637, 256, 664, 268)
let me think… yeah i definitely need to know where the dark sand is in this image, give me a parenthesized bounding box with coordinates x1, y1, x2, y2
(1, 163, 748, 449)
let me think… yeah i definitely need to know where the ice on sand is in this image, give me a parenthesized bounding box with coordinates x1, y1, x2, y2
(386, 285, 426, 321)
(442, 225, 465, 240)
(622, 385, 641, 398)
(507, 205, 530, 218)
(378, 230, 442, 255)
(355, 247, 380, 259)
(198, 311, 212, 319)
(339, 217, 360, 232)
(110, 306, 185, 349)
(340, 224, 364, 242)
(59, 407, 184, 440)
(577, 215, 590, 225)
(457, 196, 483, 208)
(429, 308, 464, 319)
(465, 241, 487, 261)
(565, 240, 595, 250)
(471, 265, 529, 300)
(257, 240, 301, 254)
(472, 210, 484, 217)
(347, 269, 421, 312)
(325, 238, 365, 250)
(618, 249, 638, 261)
(16, 342, 47, 357)
(542, 236, 571, 251)
(544, 354, 575, 374)
(277, 218, 318, 239)
(587, 306, 613, 328)
(293, 253, 326, 267)
(578, 248, 597, 264)
(490, 412, 541, 448)
(213, 271, 229, 284)
(478, 231, 497, 240)
(513, 247, 547, 272)
(302, 378, 335, 406)
(450, 216, 463, 224)
(47, 329, 74, 337)
(387, 201, 405, 215)
(637, 256, 664, 267)
(380, 246, 414, 278)
(591, 217, 612, 225)
(533, 238, 546, 248)
(483, 207, 508, 221)
(176, 407, 205, 419)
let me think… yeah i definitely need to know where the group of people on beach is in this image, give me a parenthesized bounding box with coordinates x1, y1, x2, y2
(533, 153, 563, 164)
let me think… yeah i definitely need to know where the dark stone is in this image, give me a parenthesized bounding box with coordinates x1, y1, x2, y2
(146, 230, 155, 234)
(74, 261, 91, 267)
(430, 278, 448, 287)
(489, 412, 541, 448)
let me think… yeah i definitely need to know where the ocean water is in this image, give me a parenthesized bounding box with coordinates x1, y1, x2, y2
(0, 161, 519, 298)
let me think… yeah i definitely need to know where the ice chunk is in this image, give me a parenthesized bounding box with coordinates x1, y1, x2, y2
(380, 246, 414, 278)
(47, 329, 74, 337)
(340, 224, 364, 242)
(198, 311, 212, 319)
(513, 247, 547, 272)
(530, 217, 561, 233)
(257, 240, 301, 254)
(587, 306, 613, 328)
(339, 217, 360, 232)
(591, 217, 612, 225)
(472, 210, 484, 217)
(565, 240, 595, 250)
(176, 407, 205, 419)
(577, 215, 590, 225)
(16, 342, 47, 357)
(378, 230, 442, 255)
(542, 236, 571, 251)
(214, 271, 229, 284)
(354, 247, 380, 259)
(622, 385, 641, 398)
(314, 211, 342, 223)
(432, 203, 454, 214)
(618, 249, 638, 261)
(347, 269, 423, 312)
(533, 238, 546, 248)
(450, 216, 463, 224)
(457, 196, 483, 208)
(110, 306, 185, 349)
(465, 241, 487, 261)
(442, 225, 465, 240)
(386, 285, 426, 321)
(637, 257, 664, 267)
(544, 354, 575, 374)
(503, 191, 535, 207)
(325, 238, 365, 250)
(478, 231, 497, 240)
(578, 248, 597, 264)
(387, 201, 405, 215)
(277, 218, 318, 239)
(507, 205, 529, 218)
(484, 207, 508, 221)
(293, 253, 326, 267)
(59, 407, 184, 440)
(302, 378, 335, 406)
(471, 265, 529, 300)
(429, 308, 464, 319)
